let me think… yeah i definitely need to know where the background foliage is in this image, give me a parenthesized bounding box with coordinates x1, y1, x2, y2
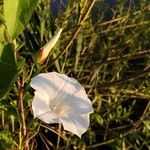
(0, 0, 150, 149)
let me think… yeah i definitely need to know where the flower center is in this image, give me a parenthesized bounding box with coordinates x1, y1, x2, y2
(49, 98, 71, 116)
(49, 100, 64, 115)
(51, 105, 62, 115)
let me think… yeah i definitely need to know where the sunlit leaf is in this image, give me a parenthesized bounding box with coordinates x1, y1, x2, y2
(4, 0, 39, 39)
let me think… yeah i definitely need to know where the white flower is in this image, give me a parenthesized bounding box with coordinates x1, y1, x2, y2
(30, 72, 93, 137)
(36, 28, 62, 64)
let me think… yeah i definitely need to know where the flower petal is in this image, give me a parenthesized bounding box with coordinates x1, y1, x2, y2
(60, 114, 90, 138)
(55, 88, 93, 115)
(30, 72, 67, 101)
(32, 91, 50, 117)
(30, 71, 93, 135)
(54, 74, 83, 98)
(38, 111, 60, 124)
(50, 73, 93, 114)
(32, 92, 60, 123)
(31, 72, 93, 115)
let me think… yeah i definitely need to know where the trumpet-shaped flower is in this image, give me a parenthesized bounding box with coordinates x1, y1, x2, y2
(30, 72, 93, 137)
(36, 28, 62, 64)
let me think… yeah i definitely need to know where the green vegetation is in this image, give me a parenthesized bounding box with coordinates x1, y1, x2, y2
(0, 0, 150, 149)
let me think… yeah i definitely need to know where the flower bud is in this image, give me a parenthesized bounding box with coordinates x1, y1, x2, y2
(36, 28, 62, 64)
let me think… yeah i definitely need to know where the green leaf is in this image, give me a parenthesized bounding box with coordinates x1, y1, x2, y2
(4, 0, 39, 39)
(0, 43, 16, 64)
(0, 12, 6, 42)
(94, 113, 104, 125)
(0, 25, 6, 42)
(0, 43, 23, 99)
(0, 12, 5, 25)
(0, 131, 18, 149)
